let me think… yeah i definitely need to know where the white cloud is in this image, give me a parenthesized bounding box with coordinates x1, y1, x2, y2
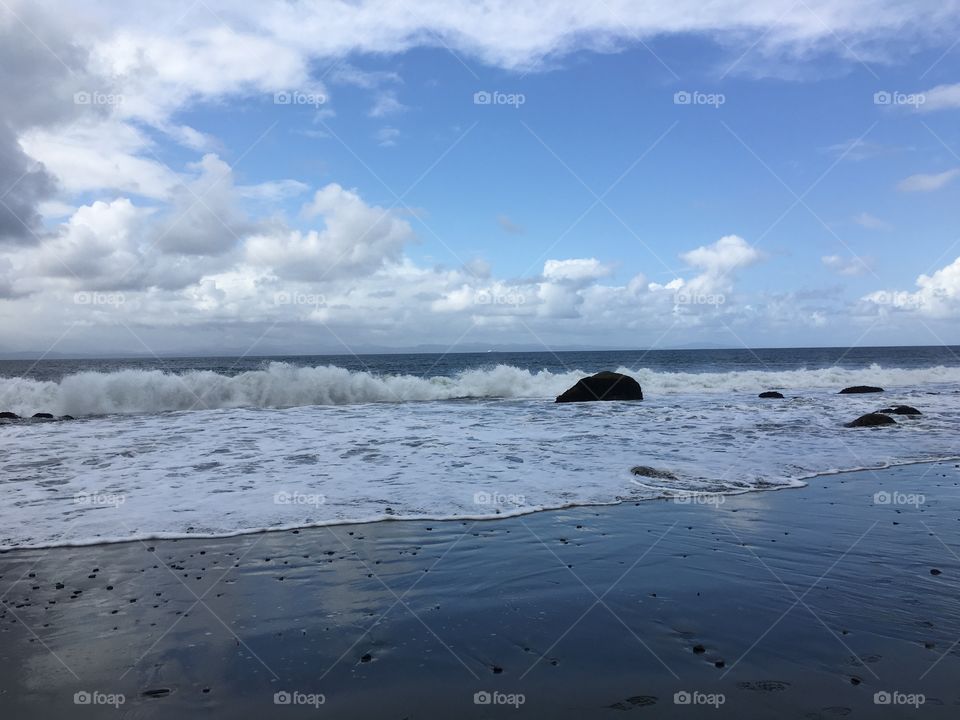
(681, 235, 761, 275)
(374, 127, 401, 147)
(853, 212, 892, 231)
(163, 124, 219, 152)
(543, 258, 612, 282)
(897, 168, 960, 192)
(3, 1, 960, 350)
(28, 199, 149, 288)
(93, 25, 317, 126)
(679, 234, 762, 294)
(247, 0, 958, 71)
(237, 179, 310, 202)
(917, 82, 960, 112)
(328, 64, 402, 90)
(369, 90, 408, 118)
(862, 256, 960, 317)
(245, 183, 414, 280)
(822, 254, 873, 276)
(153, 154, 253, 256)
(821, 138, 902, 162)
(20, 119, 178, 200)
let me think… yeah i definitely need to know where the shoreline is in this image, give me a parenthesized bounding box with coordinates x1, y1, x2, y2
(2, 461, 960, 717)
(3, 454, 958, 554)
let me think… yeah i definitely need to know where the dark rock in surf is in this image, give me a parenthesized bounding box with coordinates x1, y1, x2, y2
(877, 406, 921, 416)
(758, 391, 784, 399)
(0, 411, 19, 419)
(839, 386, 884, 394)
(59, 415, 75, 421)
(630, 466, 678, 480)
(31, 412, 55, 419)
(845, 413, 896, 428)
(555, 371, 643, 403)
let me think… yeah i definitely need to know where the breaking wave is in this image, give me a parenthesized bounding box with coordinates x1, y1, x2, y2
(2, 361, 960, 417)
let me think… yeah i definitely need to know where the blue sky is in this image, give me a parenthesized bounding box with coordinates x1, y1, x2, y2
(2, 1, 960, 354)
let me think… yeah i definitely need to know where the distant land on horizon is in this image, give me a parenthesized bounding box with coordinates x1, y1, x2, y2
(0, 343, 956, 362)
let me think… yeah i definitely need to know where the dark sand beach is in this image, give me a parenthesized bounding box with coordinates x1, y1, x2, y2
(2, 461, 959, 718)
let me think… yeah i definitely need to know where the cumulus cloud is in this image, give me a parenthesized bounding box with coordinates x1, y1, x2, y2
(245, 183, 414, 280)
(678, 235, 762, 294)
(0, 124, 57, 244)
(897, 168, 960, 192)
(4, 1, 958, 251)
(3, 1, 960, 351)
(862, 256, 960, 318)
(30, 198, 147, 286)
(0, 6, 90, 243)
(154, 154, 254, 256)
(542, 258, 613, 282)
(3, 175, 418, 301)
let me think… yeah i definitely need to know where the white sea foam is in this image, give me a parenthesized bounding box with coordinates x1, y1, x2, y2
(1, 379, 957, 549)
(2, 361, 960, 417)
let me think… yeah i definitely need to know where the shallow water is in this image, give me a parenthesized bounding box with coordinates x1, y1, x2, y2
(2, 373, 958, 548)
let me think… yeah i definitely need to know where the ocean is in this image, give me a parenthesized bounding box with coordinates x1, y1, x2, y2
(2, 346, 959, 550)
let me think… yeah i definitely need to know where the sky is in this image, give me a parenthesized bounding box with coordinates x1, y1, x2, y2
(1, 0, 960, 356)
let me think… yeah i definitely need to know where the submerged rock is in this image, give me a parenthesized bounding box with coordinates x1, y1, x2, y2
(845, 413, 896, 428)
(0, 411, 19, 419)
(555, 371, 643, 403)
(31, 412, 55, 419)
(630, 466, 678, 480)
(758, 391, 784, 399)
(839, 386, 884, 394)
(877, 406, 921, 416)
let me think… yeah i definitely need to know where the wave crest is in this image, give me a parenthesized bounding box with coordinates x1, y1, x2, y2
(1, 361, 958, 417)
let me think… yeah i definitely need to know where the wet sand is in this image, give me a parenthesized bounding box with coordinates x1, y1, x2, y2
(2, 462, 960, 718)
